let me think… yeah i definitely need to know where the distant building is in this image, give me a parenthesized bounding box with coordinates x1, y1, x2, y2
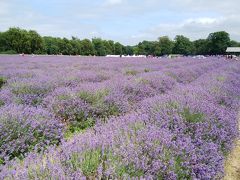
(226, 47, 240, 60)
(226, 47, 240, 55)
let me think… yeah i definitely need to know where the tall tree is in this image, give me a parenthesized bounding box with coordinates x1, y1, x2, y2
(0, 32, 7, 52)
(107, 40, 115, 54)
(173, 35, 194, 55)
(80, 39, 95, 56)
(124, 45, 134, 55)
(102, 40, 113, 55)
(158, 36, 174, 55)
(92, 38, 106, 56)
(194, 39, 208, 55)
(207, 31, 230, 55)
(28, 30, 43, 54)
(70, 37, 82, 55)
(5, 27, 31, 53)
(43, 36, 60, 55)
(114, 42, 123, 55)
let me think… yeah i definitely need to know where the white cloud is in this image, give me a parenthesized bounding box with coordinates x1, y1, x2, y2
(185, 18, 218, 25)
(129, 14, 240, 44)
(0, 0, 240, 45)
(104, 0, 123, 6)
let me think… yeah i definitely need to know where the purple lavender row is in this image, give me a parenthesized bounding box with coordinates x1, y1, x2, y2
(0, 57, 239, 179)
(0, 57, 232, 164)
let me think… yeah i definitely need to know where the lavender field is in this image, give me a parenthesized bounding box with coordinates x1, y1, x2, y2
(0, 55, 239, 179)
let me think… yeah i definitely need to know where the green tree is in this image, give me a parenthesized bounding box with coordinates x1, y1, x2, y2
(57, 38, 73, 55)
(158, 36, 174, 55)
(0, 32, 7, 52)
(102, 40, 113, 55)
(114, 42, 123, 55)
(70, 37, 82, 55)
(134, 42, 146, 55)
(81, 39, 95, 56)
(173, 35, 194, 55)
(92, 38, 106, 56)
(5, 27, 31, 53)
(107, 40, 115, 55)
(28, 30, 43, 53)
(229, 40, 239, 47)
(124, 45, 134, 55)
(207, 31, 230, 55)
(194, 39, 208, 55)
(43, 36, 60, 55)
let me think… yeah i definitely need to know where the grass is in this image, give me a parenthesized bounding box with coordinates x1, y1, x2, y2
(144, 68, 150, 72)
(223, 140, 240, 180)
(224, 114, 240, 180)
(216, 75, 226, 82)
(69, 149, 102, 177)
(181, 108, 204, 123)
(125, 70, 138, 76)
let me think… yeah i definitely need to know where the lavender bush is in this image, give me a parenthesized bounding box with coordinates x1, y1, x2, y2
(0, 104, 63, 163)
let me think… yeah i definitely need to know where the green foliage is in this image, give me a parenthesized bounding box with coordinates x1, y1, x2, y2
(64, 127, 86, 140)
(194, 39, 208, 55)
(116, 164, 144, 178)
(134, 40, 161, 56)
(78, 90, 107, 104)
(28, 30, 43, 53)
(114, 42, 123, 55)
(207, 31, 230, 55)
(158, 36, 174, 55)
(124, 45, 134, 55)
(125, 69, 138, 76)
(144, 68, 150, 72)
(69, 117, 95, 133)
(173, 35, 195, 55)
(216, 76, 226, 82)
(43, 36, 60, 54)
(92, 38, 107, 56)
(81, 39, 95, 55)
(68, 149, 102, 177)
(0, 27, 239, 55)
(0, 76, 7, 88)
(0, 99, 4, 107)
(3, 27, 43, 54)
(181, 108, 204, 123)
(229, 40, 240, 47)
(174, 156, 191, 180)
(0, 50, 17, 54)
(135, 77, 149, 84)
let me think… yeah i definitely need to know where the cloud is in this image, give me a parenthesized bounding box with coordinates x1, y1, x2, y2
(105, 0, 123, 5)
(129, 15, 240, 44)
(185, 18, 218, 25)
(0, 0, 240, 45)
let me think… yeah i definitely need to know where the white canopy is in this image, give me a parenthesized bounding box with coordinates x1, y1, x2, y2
(226, 47, 240, 53)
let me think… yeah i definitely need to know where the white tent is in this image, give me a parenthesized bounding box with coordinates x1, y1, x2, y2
(226, 47, 240, 53)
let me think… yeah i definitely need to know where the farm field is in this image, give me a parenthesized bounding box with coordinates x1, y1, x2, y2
(0, 55, 239, 179)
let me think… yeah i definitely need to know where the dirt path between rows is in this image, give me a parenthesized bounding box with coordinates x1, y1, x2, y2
(223, 114, 240, 180)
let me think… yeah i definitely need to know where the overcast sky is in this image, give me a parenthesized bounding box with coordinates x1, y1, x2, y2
(0, 0, 239, 45)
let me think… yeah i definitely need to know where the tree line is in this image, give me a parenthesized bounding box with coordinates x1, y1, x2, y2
(0, 27, 239, 56)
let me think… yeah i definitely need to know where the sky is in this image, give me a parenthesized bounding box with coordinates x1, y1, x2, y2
(0, 0, 240, 45)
